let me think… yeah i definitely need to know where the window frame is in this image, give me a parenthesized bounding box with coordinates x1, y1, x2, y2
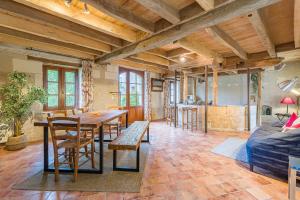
(119, 67, 144, 108)
(43, 65, 79, 111)
(169, 80, 180, 104)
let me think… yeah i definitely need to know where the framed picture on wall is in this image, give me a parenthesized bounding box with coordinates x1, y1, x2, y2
(151, 78, 164, 92)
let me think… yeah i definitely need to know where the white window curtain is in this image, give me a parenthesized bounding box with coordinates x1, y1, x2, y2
(144, 71, 152, 121)
(81, 60, 94, 110)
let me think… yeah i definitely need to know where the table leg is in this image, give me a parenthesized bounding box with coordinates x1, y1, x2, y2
(99, 125, 103, 173)
(126, 112, 129, 128)
(43, 126, 49, 172)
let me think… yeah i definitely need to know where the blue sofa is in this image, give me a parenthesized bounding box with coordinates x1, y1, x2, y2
(246, 124, 300, 177)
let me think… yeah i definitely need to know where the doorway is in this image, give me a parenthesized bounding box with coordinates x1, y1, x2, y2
(119, 68, 144, 123)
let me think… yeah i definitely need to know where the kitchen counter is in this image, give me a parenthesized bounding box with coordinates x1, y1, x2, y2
(176, 104, 257, 132)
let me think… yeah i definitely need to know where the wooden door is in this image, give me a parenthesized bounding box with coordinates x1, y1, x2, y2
(119, 68, 144, 124)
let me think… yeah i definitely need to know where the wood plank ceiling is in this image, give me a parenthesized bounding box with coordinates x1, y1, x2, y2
(0, 0, 298, 74)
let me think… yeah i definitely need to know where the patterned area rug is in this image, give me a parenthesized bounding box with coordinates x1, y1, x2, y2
(211, 137, 249, 163)
(13, 143, 149, 193)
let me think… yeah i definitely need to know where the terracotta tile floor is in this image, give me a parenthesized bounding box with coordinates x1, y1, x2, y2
(0, 121, 295, 200)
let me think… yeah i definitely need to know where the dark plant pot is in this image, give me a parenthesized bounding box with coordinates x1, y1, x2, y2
(5, 134, 27, 151)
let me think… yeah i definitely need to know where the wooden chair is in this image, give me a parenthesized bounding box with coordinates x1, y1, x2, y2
(72, 107, 95, 155)
(104, 106, 122, 139)
(48, 117, 95, 182)
(47, 110, 68, 117)
(182, 107, 198, 131)
(166, 105, 176, 126)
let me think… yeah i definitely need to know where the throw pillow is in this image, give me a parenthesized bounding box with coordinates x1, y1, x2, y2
(284, 112, 298, 128)
(292, 117, 300, 128)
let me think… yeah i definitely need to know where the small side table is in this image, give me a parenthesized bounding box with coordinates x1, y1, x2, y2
(289, 156, 300, 200)
(275, 113, 291, 122)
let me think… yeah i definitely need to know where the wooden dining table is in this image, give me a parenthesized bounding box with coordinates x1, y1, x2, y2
(34, 110, 128, 174)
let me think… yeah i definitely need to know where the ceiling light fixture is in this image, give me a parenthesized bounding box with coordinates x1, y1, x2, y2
(64, 0, 72, 7)
(83, 3, 90, 14)
(179, 56, 186, 63)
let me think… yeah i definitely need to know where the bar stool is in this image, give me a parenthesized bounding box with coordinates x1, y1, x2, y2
(166, 105, 177, 126)
(289, 155, 300, 200)
(182, 107, 198, 131)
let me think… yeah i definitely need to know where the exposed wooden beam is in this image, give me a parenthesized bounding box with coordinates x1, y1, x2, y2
(206, 26, 248, 60)
(0, 11, 111, 53)
(82, 0, 155, 33)
(295, 0, 300, 48)
(167, 48, 192, 58)
(176, 38, 224, 63)
(135, 0, 180, 24)
(0, 33, 94, 59)
(97, 0, 280, 63)
(112, 59, 168, 74)
(132, 53, 170, 66)
(0, 0, 123, 48)
(27, 56, 81, 67)
(195, 0, 214, 11)
(126, 57, 169, 70)
(248, 10, 276, 57)
(212, 68, 218, 105)
(147, 48, 168, 58)
(0, 26, 102, 56)
(14, 0, 137, 42)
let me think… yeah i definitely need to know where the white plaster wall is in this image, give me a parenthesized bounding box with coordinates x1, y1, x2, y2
(262, 60, 300, 115)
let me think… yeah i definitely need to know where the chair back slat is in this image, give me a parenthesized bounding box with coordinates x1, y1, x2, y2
(48, 110, 68, 117)
(48, 117, 81, 142)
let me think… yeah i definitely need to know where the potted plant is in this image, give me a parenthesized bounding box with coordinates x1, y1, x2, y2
(0, 71, 47, 150)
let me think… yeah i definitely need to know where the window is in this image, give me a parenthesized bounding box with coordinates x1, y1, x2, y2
(169, 80, 180, 104)
(118, 68, 144, 107)
(119, 72, 127, 107)
(43, 66, 78, 110)
(129, 72, 143, 106)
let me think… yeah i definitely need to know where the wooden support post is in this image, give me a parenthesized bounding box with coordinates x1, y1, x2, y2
(213, 69, 218, 106)
(174, 70, 178, 128)
(183, 72, 189, 102)
(256, 72, 262, 127)
(193, 78, 197, 102)
(205, 65, 208, 134)
(247, 67, 251, 131)
(180, 74, 184, 103)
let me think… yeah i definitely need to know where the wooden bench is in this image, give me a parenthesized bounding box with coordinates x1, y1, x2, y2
(108, 121, 150, 172)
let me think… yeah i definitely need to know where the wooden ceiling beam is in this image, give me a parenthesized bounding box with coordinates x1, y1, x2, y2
(0, 11, 111, 53)
(166, 48, 192, 58)
(112, 59, 168, 74)
(96, 0, 280, 63)
(176, 38, 224, 63)
(14, 0, 137, 42)
(295, 0, 300, 48)
(248, 10, 276, 57)
(190, 57, 282, 74)
(195, 0, 214, 11)
(0, 33, 94, 59)
(0, 0, 123, 48)
(81, 0, 155, 33)
(126, 57, 169, 69)
(131, 52, 170, 66)
(206, 26, 248, 60)
(135, 0, 180, 24)
(0, 26, 102, 56)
